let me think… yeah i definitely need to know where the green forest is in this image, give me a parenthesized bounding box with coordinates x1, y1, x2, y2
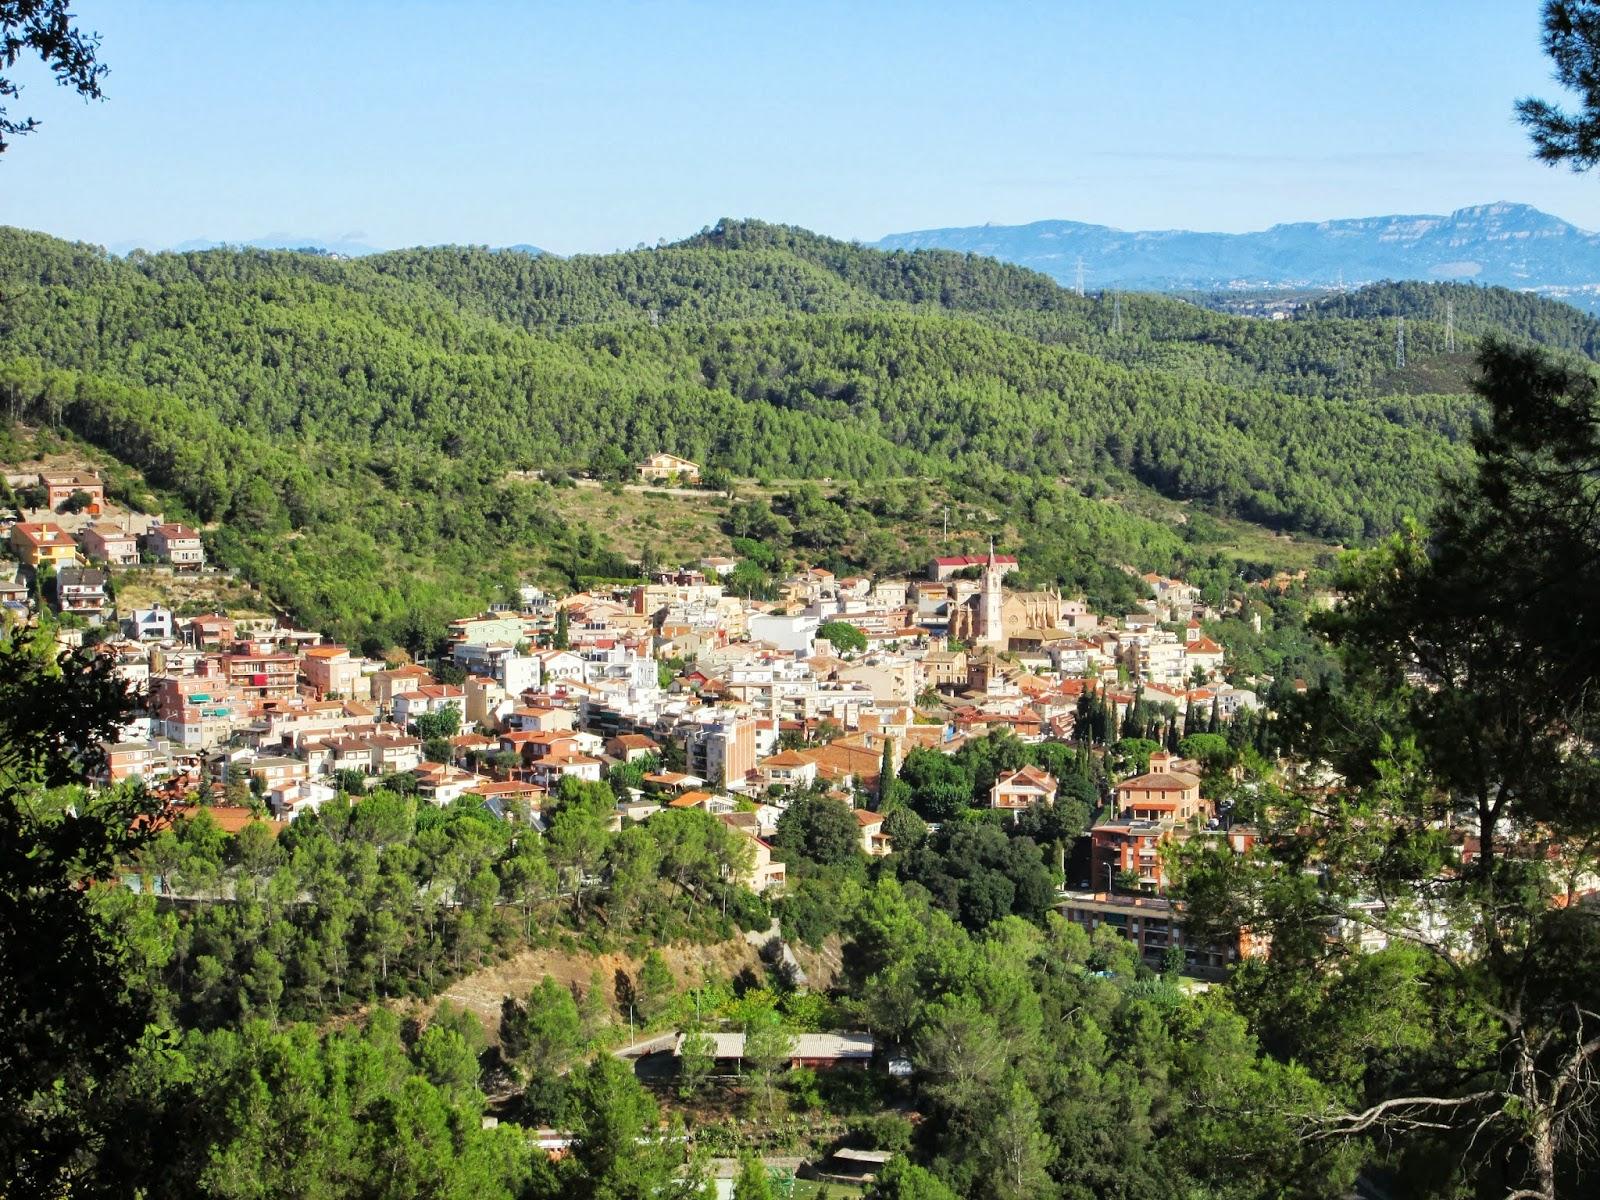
(3, 220, 1585, 644)
(14, 337, 1600, 1200)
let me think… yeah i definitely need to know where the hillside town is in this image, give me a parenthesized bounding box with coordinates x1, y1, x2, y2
(0, 464, 1281, 969)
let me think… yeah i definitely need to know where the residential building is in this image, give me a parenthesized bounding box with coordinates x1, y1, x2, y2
(247, 755, 309, 791)
(928, 553, 1019, 582)
(40, 471, 105, 510)
(747, 612, 819, 656)
(1057, 891, 1253, 977)
(144, 523, 204, 567)
(127, 605, 175, 641)
(684, 714, 757, 790)
(10, 521, 78, 568)
(323, 731, 423, 777)
(100, 739, 173, 785)
(855, 808, 892, 856)
(301, 645, 369, 700)
(606, 732, 660, 762)
(990, 765, 1059, 814)
(219, 645, 299, 701)
(77, 521, 139, 565)
(54, 565, 108, 620)
(636, 452, 701, 483)
(528, 752, 604, 788)
(757, 748, 818, 791)
(185, 613, 235, 648)
(920, 648, 967, 690)
(151, 676, 244, 749)
(370, 664, 434, 707)
(392, 684, 467, 728)
(1114, 768, 1205, 822)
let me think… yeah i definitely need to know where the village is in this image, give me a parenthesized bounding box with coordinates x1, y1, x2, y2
(2, 458, 1275, 979)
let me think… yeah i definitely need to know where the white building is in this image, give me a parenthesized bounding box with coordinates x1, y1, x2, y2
(748, 612, 819, 656)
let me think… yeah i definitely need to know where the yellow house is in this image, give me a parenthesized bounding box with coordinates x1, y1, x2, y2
(10, 522, 80, 568)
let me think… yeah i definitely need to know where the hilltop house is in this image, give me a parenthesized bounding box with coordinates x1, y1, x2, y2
(144, 523, 204, 568)
(10, 521, 79, 568)
(41, 472, 105, 511)
(636, 452, 701, 484)
(77, 522, 140, 566)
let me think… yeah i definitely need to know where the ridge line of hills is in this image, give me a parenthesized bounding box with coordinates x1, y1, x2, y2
(0, 217, 1594, 646)
(873, 201, 1600, 310)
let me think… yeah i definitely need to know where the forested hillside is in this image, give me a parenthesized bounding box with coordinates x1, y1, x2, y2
(1, 218, 1578, 644)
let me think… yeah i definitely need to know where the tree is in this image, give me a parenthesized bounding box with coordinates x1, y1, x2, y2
(0, 636, 163, 1193)
(732, 1152, 774, 1200)
(864, 1157, 960, 1200)
(547, 803, 608, 917)
(983, 1075, 1056, 1200)
(0, 1, 108, 154)
(414, 706, 461, 741)
(677, 1024, 716, 1097)
(499, 841, 555, 938)
(817, 620, 866, 654)
(741, 1007, 796, 1117)
(499, 975, 582, 1082)
(1182, 343, 1600, 1199)
(635, 950, 676, 1024)
(1518, 1, 1600, 170)
(773, 793, 861, 867)
(553, 606, 570, 650)
(561, 1055, 703, 1200)
(877, 736, 899, 810)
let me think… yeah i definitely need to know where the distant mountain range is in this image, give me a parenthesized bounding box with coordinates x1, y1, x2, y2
(105, 234, 549, 259)
(874, 202, 1600, 308)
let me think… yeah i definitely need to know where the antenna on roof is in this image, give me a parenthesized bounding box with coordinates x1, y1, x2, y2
(1395, 317, 1407, 369)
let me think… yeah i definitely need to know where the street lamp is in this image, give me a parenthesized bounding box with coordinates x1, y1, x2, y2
(1104, 862, 1114, 897)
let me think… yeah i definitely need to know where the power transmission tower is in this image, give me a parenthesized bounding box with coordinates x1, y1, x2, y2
(1445, 300, 1456, 353)
(1112, 292, 1123, 336)
(1395, 317, 1407, 369)
(1074, 256, 1085, 297)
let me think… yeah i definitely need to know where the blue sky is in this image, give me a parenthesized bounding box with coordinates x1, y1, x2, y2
(2, 0, 1598, 254)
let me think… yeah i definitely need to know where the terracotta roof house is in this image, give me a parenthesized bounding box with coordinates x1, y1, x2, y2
(855, 807, 892, 856)
(990, 765, 1059, 813)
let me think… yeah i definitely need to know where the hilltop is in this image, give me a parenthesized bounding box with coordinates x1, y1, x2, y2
(0, 217, 1585, 646)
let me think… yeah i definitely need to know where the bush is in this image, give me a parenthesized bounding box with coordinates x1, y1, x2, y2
(725, 886, 772, 933)
(848, 1113, 914, 1153)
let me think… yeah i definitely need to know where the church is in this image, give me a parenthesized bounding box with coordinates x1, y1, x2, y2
(944, 543, 1065, 647)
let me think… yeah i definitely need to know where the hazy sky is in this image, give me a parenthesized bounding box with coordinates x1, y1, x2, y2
(3, 0, 1598, 255)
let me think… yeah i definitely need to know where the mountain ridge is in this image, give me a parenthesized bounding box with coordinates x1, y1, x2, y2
(874, 202, 1600, 307)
